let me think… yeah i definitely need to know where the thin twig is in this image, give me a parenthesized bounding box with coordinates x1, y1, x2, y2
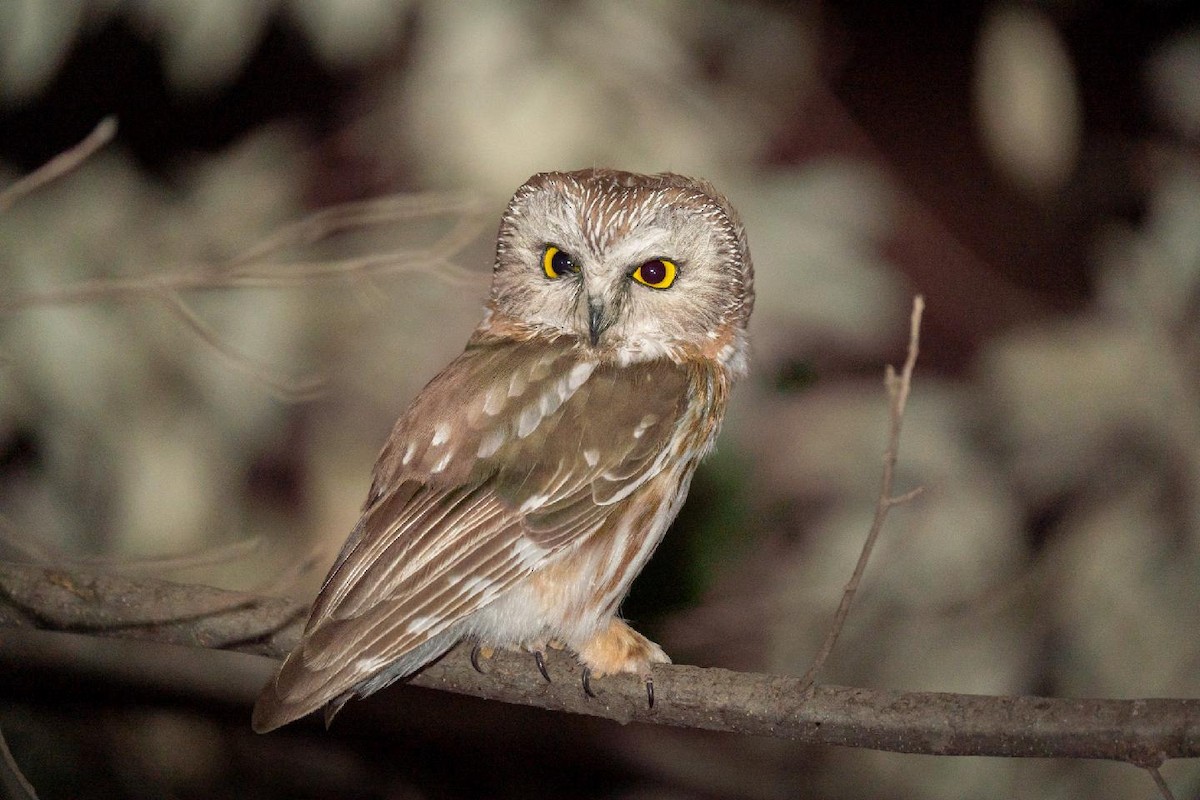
(227, 193, 488, 267)
(0, 725, 40, 800)
(0, 251, 485, 315)
(0, 517, 262, 575)
(0, 172, 488, 399)
(152, 289, 327, 402)
(0, 117, 117, 213)
(799, 295, 926, 691)
(1146, 765, 1178, 800)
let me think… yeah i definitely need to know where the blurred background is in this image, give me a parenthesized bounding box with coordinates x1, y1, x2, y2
(2, 1, 1199, 797)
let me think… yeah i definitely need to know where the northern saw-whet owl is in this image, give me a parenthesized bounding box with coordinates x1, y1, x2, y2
(252, 168, 754, 732)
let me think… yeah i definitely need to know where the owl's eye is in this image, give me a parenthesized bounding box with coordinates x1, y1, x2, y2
(631, 259, 677, 289)
(542, 246, 578, 279)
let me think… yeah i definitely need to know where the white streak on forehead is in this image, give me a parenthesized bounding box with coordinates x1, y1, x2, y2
(573, 185, 661, 252)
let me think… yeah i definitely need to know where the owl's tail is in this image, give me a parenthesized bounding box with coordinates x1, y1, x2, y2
(251, 628, 461, 732)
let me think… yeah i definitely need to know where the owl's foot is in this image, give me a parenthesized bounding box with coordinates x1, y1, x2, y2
(469, 644, 494, 673)
(576, 618, 670, 707)
(533, 649, 551, 682)
(516, 639, 556, 682)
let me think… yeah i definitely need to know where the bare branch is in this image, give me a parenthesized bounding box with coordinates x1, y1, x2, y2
(151, 289, 326, 402)
(0, 725, 40, 800)
(227, 193, 488, 267)
(0, 561, 1196, 765)
(0, 191, 489, 317)
(1146, 766, 1179, 800)
(0, 516, 262, 575)
(0, 117, 118, 213)
(800, 295, 926, 690)
(0, 181, 488, 399)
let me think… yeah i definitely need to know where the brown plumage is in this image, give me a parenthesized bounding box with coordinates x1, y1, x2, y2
(253, 169, 753, 732)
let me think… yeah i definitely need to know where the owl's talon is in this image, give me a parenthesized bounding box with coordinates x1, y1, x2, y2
(470, 644, 485, 674)
(581, 667, 596, 699)
(645, 676, 655, 708)
(534, 650, 551, 683)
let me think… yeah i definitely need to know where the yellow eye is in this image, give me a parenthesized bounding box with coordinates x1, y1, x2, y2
(631, 258, 676, 289)
(542, 246, 578, 279)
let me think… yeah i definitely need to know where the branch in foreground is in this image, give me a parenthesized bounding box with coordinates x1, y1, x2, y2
(1, 562, 1196, 766)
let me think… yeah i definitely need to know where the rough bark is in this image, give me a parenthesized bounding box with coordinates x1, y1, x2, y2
(1, 561, 1196, 766)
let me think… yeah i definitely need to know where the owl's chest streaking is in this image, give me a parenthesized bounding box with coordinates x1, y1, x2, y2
(472, 341, 730, 646)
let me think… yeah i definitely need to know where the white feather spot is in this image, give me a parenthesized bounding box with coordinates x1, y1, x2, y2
(404, 615, 438, 635)
(539, 388, 564, 416)
(529, 355, 554, 381)
(508, 372, 527, 398)
(583, 449, 599, 467)
(453, 574, 495, 596)
(633, 413, 659, 439)
(357, 655, 394, 672)
(519, 493, 550, 513)
(430, 450, 453, 473)
(431, 423, 451, 447)
(516, 403, 542, 438)
(512, 537, 548, 567)
(477, 428, 506, 458)
(483, 385, 506, 416)
(567, 361, 595, 390)
(401, 442, 416, 465)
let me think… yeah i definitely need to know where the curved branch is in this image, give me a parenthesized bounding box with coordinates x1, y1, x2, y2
(0, 117, 117, 213)
(0, 561, 1196, 766)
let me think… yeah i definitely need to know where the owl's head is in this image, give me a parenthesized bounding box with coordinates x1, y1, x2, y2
(487, 169, 754, 373)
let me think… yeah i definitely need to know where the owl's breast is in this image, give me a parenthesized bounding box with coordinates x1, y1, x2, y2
(465, 356, 728, 649)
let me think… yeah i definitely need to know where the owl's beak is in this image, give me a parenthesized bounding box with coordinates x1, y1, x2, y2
(587, 297, 612, 346)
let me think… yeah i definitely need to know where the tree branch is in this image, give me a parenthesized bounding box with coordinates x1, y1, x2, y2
(800, 295, 925, 691)
(0, 117, 117, 213)
(1, 561, 1196, 766)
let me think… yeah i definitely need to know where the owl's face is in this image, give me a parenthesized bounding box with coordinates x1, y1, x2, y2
(488, 169, 753, 370)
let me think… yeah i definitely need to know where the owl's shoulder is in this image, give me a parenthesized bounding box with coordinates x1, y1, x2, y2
(366, 330, 725, 502)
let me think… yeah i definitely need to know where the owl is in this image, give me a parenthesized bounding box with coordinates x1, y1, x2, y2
(252, 168, 754, 732)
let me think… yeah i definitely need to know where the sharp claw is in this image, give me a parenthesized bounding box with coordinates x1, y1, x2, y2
(581, 668, 596, 699)
(645, 677, 655, 709)
(534, 650, 551, 682)
(470, 644, 485, 674)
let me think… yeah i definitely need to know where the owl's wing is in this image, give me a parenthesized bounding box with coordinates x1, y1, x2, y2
(252, 336, 693, 731)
